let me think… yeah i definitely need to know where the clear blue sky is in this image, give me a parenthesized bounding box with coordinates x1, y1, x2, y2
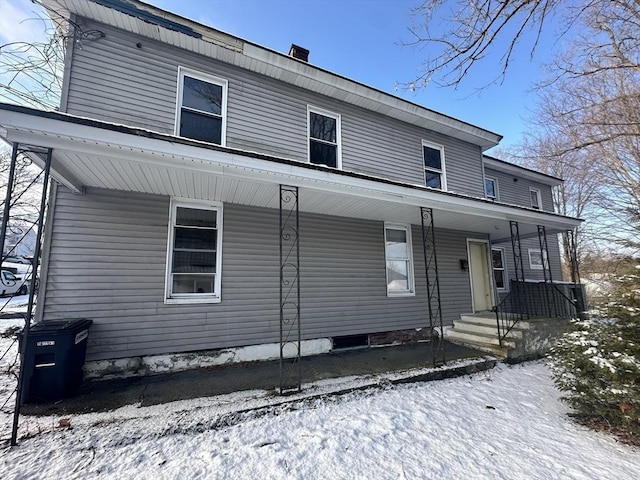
(5, 0, 563, 151)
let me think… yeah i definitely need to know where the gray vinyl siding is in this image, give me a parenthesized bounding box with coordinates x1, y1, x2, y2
(65, 19, 485, 197)
(492, 235, 564, 285)
(43, 187, 477, 361)
(484, 167, 555, 211)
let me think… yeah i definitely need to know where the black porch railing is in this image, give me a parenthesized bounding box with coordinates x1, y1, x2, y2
(495, 280, 582, 345)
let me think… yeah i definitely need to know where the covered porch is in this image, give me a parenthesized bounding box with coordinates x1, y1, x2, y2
(1, 103, 582, 392)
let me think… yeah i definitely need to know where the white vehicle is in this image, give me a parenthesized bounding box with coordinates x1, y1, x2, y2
(1, 269, 28, 296)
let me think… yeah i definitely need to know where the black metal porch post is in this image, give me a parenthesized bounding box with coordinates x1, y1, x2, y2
(420, 207, 445, 366)
(279, 185, 301, 394)
(0, 143, 19, 261)
(509, 221, 528, 320)
(11, 147, 53, 446)
(537, 225, 556, 316)
(567, 228, 585, 313)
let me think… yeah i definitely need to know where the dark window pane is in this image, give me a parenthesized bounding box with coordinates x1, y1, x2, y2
(180, 109, 222, 144)
(310, 140, 337, 167)
(425, 171, 441, 189)
(172, 251, 216, 273)
(173, 274, 214, 294)
(530, 190, 540, 209)
(309, 112, 336, 142)
(486, 178, 496, 198)
(176, 207, 217, 228)
(494, 270, 505, 289)
(423, 146, 441, 170)
(492, 249, 504, 269)
(174, 227, 216, 250)
(183, 76, 222, 115)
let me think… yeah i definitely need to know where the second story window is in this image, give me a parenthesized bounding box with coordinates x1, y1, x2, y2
(422, 141, 446, 190)
(485, 177, 498, 200)
(176, 68, 227, 146)
(308, 106, 341, 168)
(530, 187, 542, 210)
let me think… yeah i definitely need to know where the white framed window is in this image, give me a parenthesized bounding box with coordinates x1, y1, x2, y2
(308, 106, 341, 168)
(530, 187, 542, 210)
(528, 248, 548, 270)
(485, 177, 498, 200)
(165, 199, 223, 303)
(175, 67, 228, 146)
(492, 248, 507, 290)
(422, 141, 447, 190)
(384, 224, 415, 296)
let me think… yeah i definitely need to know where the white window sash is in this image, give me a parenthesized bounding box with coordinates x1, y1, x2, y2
(307, 105, 342, 169)
(384, 224, 415, 296)
(165, 199, 223, 304)
(175, 66, 228, 146)
(422, 141, 447, 191)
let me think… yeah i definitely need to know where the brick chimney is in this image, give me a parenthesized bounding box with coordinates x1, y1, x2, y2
(288, 44, 309, 62)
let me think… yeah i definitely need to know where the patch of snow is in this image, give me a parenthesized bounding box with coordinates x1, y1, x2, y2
(1, 353, 638, 478)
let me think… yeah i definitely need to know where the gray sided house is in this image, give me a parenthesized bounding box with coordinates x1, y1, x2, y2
(0, 0, 582, 379)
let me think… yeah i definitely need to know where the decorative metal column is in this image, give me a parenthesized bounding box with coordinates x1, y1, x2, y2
(279, 185, 301, 394)
(537, 225, 556, 316)
(567, 228, 585, 313)
(421, 207, 444, 366)
(9, 145, 53, 446)
(509, 221, 528, 321)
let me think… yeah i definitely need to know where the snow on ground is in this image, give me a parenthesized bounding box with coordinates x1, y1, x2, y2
(0, 327, 638, 480)
(0, 294, 30, 315)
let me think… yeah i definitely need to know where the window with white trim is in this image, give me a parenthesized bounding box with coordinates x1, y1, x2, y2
(384, 224, 415, 296)
(176, 68, 227, 145)
(530, 187, 542, 210)
(485, 177, 498, 200)
(528, 248, 547, 270)
(492, 248, 507, 290)
(422, 141, 446, 190)
(166, 200, 223, 303)
(308, 106, 341, 168)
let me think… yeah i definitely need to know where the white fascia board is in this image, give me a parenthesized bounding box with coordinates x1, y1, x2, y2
(483, 157, 562, 186)
(1, 109, 579, 229)
(1, 125, 84, 193)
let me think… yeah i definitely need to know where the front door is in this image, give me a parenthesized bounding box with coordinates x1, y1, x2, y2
(468, 241, 493, 312)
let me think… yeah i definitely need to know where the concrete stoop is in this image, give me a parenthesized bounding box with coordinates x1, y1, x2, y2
(444, 313, 568, 359)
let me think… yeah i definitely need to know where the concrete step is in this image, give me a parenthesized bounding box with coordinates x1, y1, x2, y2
(459, 313, 531, 329)
(443, 330, 510, 357)
(444, 329, 517, 349)
(451, 320, 524, 338)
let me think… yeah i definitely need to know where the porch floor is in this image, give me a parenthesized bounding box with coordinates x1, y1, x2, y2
(22, 341, 491, 416)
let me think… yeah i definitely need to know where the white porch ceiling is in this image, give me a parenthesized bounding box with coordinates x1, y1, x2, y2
(0, 105, 581, 242)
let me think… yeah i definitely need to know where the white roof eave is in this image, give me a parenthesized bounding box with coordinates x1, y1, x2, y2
(0, 107, 579, 231)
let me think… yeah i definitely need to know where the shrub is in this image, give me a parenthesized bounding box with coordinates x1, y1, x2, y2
(551, 268, 640, 440)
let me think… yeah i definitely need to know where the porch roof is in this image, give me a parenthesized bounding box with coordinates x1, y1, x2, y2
(0, 103, 581, 240)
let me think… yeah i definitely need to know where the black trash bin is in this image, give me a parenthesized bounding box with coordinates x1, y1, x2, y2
(20, 319, 93, 403)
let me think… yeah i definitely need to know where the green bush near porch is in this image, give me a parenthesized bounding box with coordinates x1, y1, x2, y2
(550, 268, 640, 441)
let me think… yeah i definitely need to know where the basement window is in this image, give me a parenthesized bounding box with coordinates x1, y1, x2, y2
(332, 334, 369, 350)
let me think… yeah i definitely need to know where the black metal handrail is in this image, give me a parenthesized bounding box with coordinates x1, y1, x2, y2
(494, 281, 581, 346)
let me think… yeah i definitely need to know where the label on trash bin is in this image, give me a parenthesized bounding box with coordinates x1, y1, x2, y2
(37, 340, 55, 347)
(75, 329, 89, 344)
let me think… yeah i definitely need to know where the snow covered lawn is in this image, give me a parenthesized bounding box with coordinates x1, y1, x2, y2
(1, 346, 638, 479)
